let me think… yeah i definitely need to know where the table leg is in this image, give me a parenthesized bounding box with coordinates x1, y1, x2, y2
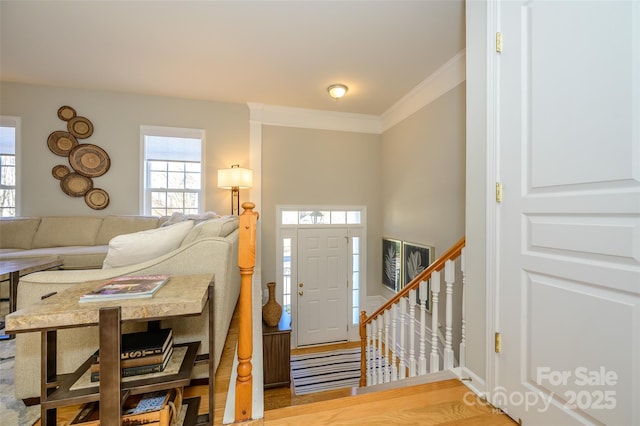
(208, 280, 215, 426)
(41, 329, 57, 426)
(9, 270, 18, 313)
(99, 306, 122, 426)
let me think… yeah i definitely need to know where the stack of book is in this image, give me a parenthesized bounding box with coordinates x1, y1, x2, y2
(90, 328, 173, 382)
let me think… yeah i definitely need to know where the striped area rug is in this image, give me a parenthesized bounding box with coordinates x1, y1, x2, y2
(290, 347, 362, 395)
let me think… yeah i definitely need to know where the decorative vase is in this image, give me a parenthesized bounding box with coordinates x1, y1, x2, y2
(262, 282, 282, 327)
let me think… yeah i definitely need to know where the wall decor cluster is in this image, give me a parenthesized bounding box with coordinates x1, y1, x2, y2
(48, 106, 110, 210)
(382, 238, 435, 310)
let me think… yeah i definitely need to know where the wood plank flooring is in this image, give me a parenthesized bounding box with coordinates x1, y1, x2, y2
(34, 304, 515, 425)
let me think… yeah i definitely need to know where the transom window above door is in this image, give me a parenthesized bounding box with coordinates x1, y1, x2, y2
(281, 209, 361, 225)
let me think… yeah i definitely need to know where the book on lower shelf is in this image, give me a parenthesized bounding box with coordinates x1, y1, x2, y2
(90, 328, 173, 381)
(79, 274, 171, 303)
(90, 346, 174, 382)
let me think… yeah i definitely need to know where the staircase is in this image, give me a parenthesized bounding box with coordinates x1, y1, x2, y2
(263, 378, 515, 426)
(359, 237, 466, 387)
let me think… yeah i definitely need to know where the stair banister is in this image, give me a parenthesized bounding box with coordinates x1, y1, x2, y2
(235, 202, 259, 422)
(359, 237, 465, 384)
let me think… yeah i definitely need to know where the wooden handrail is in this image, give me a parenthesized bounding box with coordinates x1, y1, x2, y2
(235, 202, 259, 422)
(363, 236, 465, 326)
(359, 236, 465, 385)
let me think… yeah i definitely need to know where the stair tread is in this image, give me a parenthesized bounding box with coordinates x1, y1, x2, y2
(264, 378, 514, 425)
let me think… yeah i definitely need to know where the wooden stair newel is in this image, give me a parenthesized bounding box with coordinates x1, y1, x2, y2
(235, 202, 259, 422)
(359, 311, 367, 387)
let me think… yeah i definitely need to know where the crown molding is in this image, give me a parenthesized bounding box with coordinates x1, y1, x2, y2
(247, 102, 381, 134)
(381, 50, 466, 132)
(248, 49, 466, 135)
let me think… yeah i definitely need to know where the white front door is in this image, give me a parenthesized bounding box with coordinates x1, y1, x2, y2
(496, 1, 639, 425)
(297, 227, 349, 346)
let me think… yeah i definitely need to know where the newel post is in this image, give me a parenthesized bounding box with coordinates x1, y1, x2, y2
(359, 311, 367, 387)
(235, 202, 259, 422)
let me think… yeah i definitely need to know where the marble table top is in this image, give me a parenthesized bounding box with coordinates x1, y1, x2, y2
(5, 274, 213, 333)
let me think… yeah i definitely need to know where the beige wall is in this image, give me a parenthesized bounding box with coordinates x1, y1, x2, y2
(260, 125, 382, 297)
(381, 83, 466, 266)
(0, 82, 249, 216)
(380, 82, 466, 354)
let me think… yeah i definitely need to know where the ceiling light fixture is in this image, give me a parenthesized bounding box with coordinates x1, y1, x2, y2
(327, 84, 348, 99)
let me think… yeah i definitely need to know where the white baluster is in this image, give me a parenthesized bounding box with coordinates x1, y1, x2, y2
(366, 322, 373, 385)
(430, 270, 440, 373)
(418, 280, 428, 375)
(399, 298, 406, 379)
(408, 289, 417, 377)
(460, 249, 466, 369)
(391, 303, 398, 381)
(444, 259, 455, 370)
(377, 316, 384, 384)
(384, 309, 391, 383)
(371, 318, 378, 385)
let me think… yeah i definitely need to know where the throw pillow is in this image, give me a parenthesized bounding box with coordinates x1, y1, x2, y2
(102, 220, 194, 269)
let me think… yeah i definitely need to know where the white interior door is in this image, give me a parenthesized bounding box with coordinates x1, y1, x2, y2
(496, 1, 639, 425)
(297, 227, 349, 346)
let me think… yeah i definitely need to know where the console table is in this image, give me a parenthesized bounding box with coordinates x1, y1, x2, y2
(0, 256, 63, 339)
(262, 310, 291, 389)
(5, 273, 215, 426)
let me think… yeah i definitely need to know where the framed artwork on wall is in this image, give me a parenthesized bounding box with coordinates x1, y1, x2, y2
(402, 241, 435, 311)
(382, 238, 402, 292)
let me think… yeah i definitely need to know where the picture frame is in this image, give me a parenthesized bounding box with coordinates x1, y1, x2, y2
(402, 241, 435, 311)
(382, 238, 402, 292)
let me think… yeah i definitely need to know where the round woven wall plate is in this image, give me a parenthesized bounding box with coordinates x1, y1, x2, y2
(67, 116, 94, 139)
(51, 164, 70, 180)
(85, 188, 110, 210)
(60, 172, 93, 197)
(57, 106, 76, 121)
(68, 144, 110, 177)
(47, 131, 79, 156)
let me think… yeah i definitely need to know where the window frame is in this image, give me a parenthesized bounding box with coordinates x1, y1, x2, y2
(140, 125, 205, 216)
(0, 116, 21, 217)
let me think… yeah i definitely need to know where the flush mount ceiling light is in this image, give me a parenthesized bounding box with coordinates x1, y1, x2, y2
(327, 84, 348, 99)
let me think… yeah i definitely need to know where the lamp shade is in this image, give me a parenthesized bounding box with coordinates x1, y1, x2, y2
(218, 167, 253, 189)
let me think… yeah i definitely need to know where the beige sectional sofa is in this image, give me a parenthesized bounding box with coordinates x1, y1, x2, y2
(0, 215, 163, 270)
(3, 215, 240, 400)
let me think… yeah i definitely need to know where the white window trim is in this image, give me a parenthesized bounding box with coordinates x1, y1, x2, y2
(139, 125, 205, 215)
(0, 116, 21, 216)
(276, 204, 367, 347)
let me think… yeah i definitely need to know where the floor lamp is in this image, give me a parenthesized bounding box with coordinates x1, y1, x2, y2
(218, 165, 253, 215)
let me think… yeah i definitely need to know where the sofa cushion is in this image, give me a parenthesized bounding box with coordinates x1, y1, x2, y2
(0, 217, 41, 249)
(96, 216, 161, 245)
(32, 217, 103, 248)
(102, 220, 194, 268)
(180, 216, 239, 246)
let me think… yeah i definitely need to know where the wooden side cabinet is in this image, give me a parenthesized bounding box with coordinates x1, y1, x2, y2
(262, 311, 291, 389)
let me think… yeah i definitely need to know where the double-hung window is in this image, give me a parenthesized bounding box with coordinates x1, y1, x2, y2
(141, 126, 204, 216)
(0, 117, 19, 217)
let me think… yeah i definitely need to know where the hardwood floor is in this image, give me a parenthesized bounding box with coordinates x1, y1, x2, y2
(34, 305, 515, 425)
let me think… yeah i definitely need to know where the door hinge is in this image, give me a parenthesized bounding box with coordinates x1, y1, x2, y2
(496, 32, 502, 53)
(496, 182, 503, 203)
(495, 332, 502, 353)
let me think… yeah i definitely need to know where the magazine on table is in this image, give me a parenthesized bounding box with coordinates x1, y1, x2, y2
(79, 274, 171, 303)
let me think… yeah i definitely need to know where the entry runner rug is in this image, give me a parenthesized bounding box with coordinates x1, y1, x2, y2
(291, 347, 365, 395)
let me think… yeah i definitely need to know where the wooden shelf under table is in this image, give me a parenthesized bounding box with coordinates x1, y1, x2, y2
(42, 342, 200, 409)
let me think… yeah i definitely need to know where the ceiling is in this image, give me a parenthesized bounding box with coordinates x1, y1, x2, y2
(0, 1, 465, 116)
